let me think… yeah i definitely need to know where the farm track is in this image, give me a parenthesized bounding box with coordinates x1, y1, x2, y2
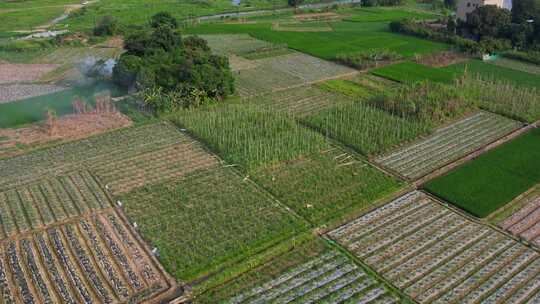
(329, 191, 540, 304)
(228, 250, 399, 304)
(374, 111, 522, 180)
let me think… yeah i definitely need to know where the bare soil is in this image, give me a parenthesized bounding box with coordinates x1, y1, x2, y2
(0, 63, 60, 84)
(416, 51, 469, 68)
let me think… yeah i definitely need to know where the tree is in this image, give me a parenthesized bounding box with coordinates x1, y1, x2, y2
(462, 5, 511, 39)
(444, 0, 457, 9)
(150, 11, 178, 29)
(93, 15, 120, 36)
(288, 0, 303, 8)
(512, 0, 540, 23)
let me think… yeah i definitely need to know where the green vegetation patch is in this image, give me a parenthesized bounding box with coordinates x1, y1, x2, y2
(443, 60, 540, 90)
(371, 61, 457, 83)
(121, 166, 307, 281)
(344, 7, 438, 23)
(251, 148, 402, 225)
(171, 104, 327, 170)
(425, 128, 540, 218)
(317, 79, 371, 99)
(185, 21, 449, 60)
(306, 101, 430, 156)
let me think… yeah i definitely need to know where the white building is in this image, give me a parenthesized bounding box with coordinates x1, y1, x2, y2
(457, 0, 509, 21)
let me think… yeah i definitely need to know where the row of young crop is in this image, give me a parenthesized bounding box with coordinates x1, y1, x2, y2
(501, 194, 540, 248)
(329, 191, 540, 304)
(229, 250, 399, 304)
(0, 171, 111, 238)
(375, 111, 522, 179)
(0, 211, 170, 304)
(0, 123, 187, 189)
(92, 141, 220, 194)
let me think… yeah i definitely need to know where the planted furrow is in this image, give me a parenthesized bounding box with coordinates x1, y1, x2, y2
(39, 183, 67, 221)
(406, 233, 504, 299)
(6, 242, 34, 304)
(16, 189, 42, 229)
(0, 250, 15, 304)
(35, 234, 76, 304)
(48, 180, 80, 217)
(503, 272, 540, 304)
(27, 185, 54, 225)
(294, 269, 367, 304)
(59, 176, 90, 213)
(94, 217, 143, 291)
(5, 190, 29, 233)
(78, 172, 110, 209)
(48, 229, 94, 304)
(64, 225, 113, 303)
(20, 239, 54, 304)
(79, 220, 130, 299)
(501, 197, 540, 230)
(68, 173, 101, 210)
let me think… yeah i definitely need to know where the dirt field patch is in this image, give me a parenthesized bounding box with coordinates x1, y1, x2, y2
(0, 84, 66, 103)
(0, 63, 59, 84)
(294, 12, 341, 21)
(416, 51, 468, 67)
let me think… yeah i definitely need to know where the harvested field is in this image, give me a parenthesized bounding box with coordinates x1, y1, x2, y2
(501, 189, 540, 248)
(38, 46, 122, 65)
(0, 84, 66, 103)
(226, 249, 399, 303)
(0, 122, 217, 192)
(236, 52, 355, 97)
(294, 12, 341, 21)
(272, 21, 334, 32)
(416, 51, 468, 68)
(0, 209, 176, 303)
(375, 111, 522, 180)
(120, 166, 306, 281)
(329, 191, 540, 304)
(0, 63, 59, 84)
(228, 55, 259, 72)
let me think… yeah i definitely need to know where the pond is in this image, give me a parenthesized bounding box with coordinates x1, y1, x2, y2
(0, 82, 125, 129)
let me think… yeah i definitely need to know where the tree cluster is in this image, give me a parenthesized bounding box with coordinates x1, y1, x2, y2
(459, 1, 540, 51)
(112, 12, 235, 112)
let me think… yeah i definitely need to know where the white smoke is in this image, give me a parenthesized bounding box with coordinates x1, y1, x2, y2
(78, 56, 117, 79)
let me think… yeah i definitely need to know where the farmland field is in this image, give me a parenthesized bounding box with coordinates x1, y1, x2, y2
(186, 20, 449, 60)
(235, 52, 356, 97)
(425, 128, 540, 218)
(500, 187, 540, 248)
(120, 166, 307, 281)
(344, 7, 438, 22)
(371, 61, 457, 83)
(251, 147, 403, 225)
(206, 239, 402, 303)
(0, 122, 215, 192)
(329, 191, 540, 304)
(375, 111, 522, 180)
(489, 57, 540, 75)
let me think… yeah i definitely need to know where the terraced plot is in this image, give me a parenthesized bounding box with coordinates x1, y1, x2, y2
(228, 250, 400, 304)
(0, 171, 111, 237)
(329, 191, 540, 304)
(0, 210, 175, 304)
(374, 111, 522, 180)
(236, 52, 355, 97)
(244, 85, 345, 117)
(501, 191, 540, 248)
(0, 123, 219, 193)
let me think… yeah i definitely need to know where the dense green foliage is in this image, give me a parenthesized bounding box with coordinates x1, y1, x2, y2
(371, 61, 457, 83)
(425, 128, 540, 218)
(172, 104, 327, 170)
(317, 79, 371, 99)
(93, 15, 120, 36)
(113, 15, 234, 111)
(121, 167, 307, 281)
(503, 50, 540, 65)
(306, 101, 431, 155)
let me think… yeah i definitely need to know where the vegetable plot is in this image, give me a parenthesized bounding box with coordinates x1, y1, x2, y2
(329, 191, 540, 304)
(501, 193, 540, 249)
(0, 122, 216, 193)
(228, 250, 400, 304)
(0, 210, 176, 304)
(375, 111, 522, 180)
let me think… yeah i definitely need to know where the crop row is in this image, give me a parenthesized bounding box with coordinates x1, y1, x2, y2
(198, 34, 276, 56)
(0, 122, 187, 189)
(375, 111, 522, 179)
(501, 195, 540, 248)
(0, 211, 171, 304)
(329, 191, 540, 303)
(93, 141, 220, 194)
(0, 171, 111, 238)
(229, 250, 398, 304)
